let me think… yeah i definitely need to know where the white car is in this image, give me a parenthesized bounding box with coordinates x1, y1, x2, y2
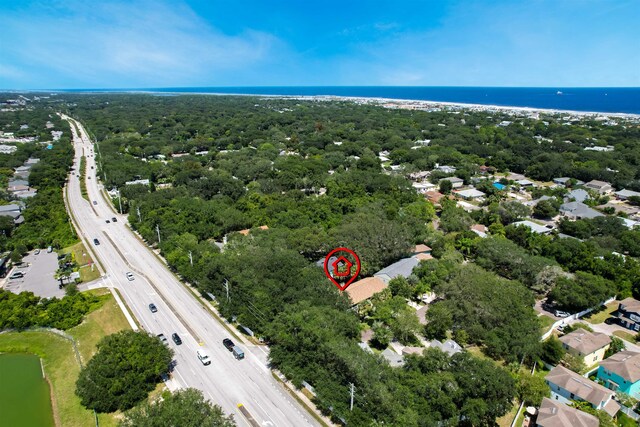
(197, 349, 211, 365)
(554, 310, 570, 318)
(126, 272, 134, 281)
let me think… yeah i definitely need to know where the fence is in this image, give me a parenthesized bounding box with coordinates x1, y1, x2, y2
(540, 296, 617, 340)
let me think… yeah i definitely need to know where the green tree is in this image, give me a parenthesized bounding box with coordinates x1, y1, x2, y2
(540, 336, 566, 365)
(119, 388, 235, 427)
(439, 179, 453, 195)
(533, 199, 559, 219)
(517, 374, 549, 406)
(604, 336, 625, 358)
(76, 331, 173, 412)
(424, 302, 453, 340)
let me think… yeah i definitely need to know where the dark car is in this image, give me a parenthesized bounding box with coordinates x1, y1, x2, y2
(149, 303, 157, 313)
(223, 338, 235, 351)
(93, 200, 97, 205)
(105, 219, 110, 223)
(93, 238, 100, 245)
(111, 217, 117, 222)
(172, 333, 182, 345)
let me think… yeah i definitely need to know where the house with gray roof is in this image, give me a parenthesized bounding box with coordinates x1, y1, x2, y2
(559, 329, 611, 366)
(545, 365, 619, 417)
(427, 339, 462, 356)
(584, 180, 613, 195)
(559, 201, 604, 220)
(616, 189, 640, 201)
(374, 257, 419, 284)
(535, 397, 598, 427)
(512, 220, 553, 234)
(381, 348, 404, 367)
(565, 189, 590, 203)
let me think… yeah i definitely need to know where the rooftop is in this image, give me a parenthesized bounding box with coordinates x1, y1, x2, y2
(546, 365, 614, 410)
(559, 329, 611, 355)
(536, 397, 598, 427)
(455, 188, 486, 199)
(512, 220, 552, 234)
(600, 350, 640, 383)
(345, 276, 387, 305)
(375, 257, 419, 283)
(619, 297, 640, 313)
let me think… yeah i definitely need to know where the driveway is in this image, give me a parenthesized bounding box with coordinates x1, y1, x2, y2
(2, 250, 64, 298)
(589, 322, 640, 352)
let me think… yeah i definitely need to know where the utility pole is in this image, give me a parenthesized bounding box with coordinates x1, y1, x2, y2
(350, 383, 355, 411)
(224, 279, 230, 302)
(156, 224, 161, 243)
(189, 251, 193, 266)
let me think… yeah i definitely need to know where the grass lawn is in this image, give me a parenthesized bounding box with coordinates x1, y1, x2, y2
(0, 289, 131, 427)
(613, 330, 637, 343)
(538, 314, 556, 333)
(62, 242, 100, 283)
(496, 401, 520, 427)
(584, 302, 617, 324)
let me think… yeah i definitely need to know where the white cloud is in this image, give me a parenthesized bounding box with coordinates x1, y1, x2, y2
(0, 0, 282, 87)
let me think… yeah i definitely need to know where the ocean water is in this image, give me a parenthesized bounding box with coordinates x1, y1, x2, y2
(68, 86, 640, 115)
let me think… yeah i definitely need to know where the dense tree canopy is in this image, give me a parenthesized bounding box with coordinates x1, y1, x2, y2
(76, 331, 173, 413)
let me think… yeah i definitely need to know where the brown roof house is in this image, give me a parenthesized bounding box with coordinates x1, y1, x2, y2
(345, 276, 387, 305)
(545, 365, 619, 417)
(535, 397, 598, 427)
(559, 329, 611, 367)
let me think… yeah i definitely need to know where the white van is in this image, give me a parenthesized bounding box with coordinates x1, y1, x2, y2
(197, 349, 211, 365)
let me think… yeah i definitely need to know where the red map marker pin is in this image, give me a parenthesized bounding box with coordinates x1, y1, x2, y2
(323, 247, 361, 291)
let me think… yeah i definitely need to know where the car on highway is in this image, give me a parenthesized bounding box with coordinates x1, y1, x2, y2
(111, 217, 117, 222)
(157, 333, 168, 345)
(93, 238, 100, 245)
(223, 338, 235, 351)
(149, 303, 157, 313)
(105, 219, 110, 223)
(172, 333, 182, 345)
(197, 349, 211, 365)
(232, 346, 245, 360)
(126, 272, 134, 281)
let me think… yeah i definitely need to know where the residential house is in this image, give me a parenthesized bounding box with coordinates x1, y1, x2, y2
(535, 397, 598, 427)
(345, 276, 388, 305)
(616, 297, 640, 332)
(0, 203, 24, 225)
(375, 257, 419, 283)
(597, 350, 640, 398)
(0, 144, 17, 154)
(425, 190, 445, 205)
(615, 189, 640, 201)
(413, 244, 433, 261)
(439, 177, 464, 189)
(470, 224, 488, 238)
(545, 365, 619, 417)
(559, 329, 611, 366)
(553, 177, 571, 187)
(426, 339, 462, 356)
(559, 202, 604, 220)
(506, 172, 526, 181)
(584, 180, 613, 195)
(516, 178, 536, 188)
(237, 225, 269, 236)
(512, 220, 553, 234)
(411, 181, 436, 194)
(124, 178, 150, 186)
(454, 188, 486, 200)
(434, 164, 456, 174)
(565, 189, 590, 203)
(381, 348, 404, 367)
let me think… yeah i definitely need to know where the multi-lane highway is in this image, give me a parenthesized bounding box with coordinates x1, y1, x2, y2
(62, 114, 321, 427)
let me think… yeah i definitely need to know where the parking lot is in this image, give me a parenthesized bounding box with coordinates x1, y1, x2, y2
(2, 250, 65, 298)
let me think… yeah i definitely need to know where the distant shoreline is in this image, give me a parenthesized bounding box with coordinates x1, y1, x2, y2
(6, 87, 640, 118)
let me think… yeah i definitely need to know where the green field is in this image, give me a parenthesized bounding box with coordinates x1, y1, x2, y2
(0, 289, 132, 427)
(0, 353, 55, 427)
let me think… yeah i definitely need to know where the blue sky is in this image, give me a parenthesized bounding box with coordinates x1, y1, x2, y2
(0, 0, 638, 89)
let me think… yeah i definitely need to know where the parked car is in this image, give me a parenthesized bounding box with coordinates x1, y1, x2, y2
(47, 246, 53, 253)
(157, 334, 168, 345)
(92, 200, 97, 205)
(197, 349, 211, 365)
(126, 272, 134, 281)
(149, 303, 157, 313)
(111, 217, 117, 222)
(554, 310, 570, 318)
(9, 271, 24, 280)
(222, 338, 235, 351)
(93, 238, 100, 245)
(172, 333, 182, 345)
(232, 346, 245, 360)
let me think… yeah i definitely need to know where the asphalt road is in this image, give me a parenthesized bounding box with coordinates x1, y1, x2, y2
(62, 114, 320, 427)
